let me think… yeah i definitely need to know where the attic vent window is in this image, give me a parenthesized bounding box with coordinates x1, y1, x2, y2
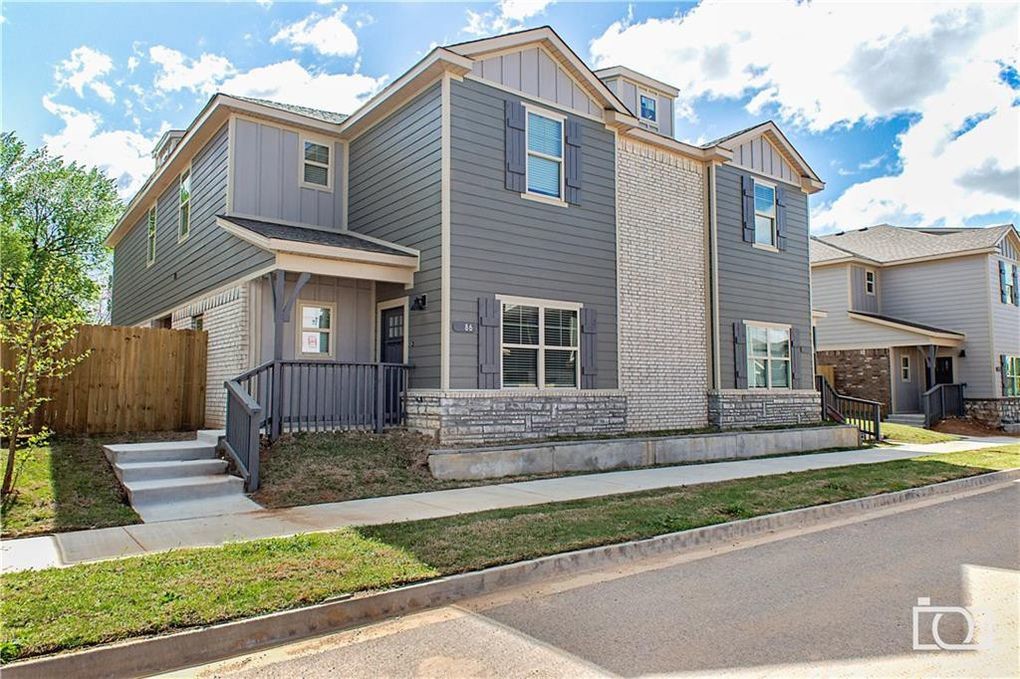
(301, 139, 332, 190)
(639, 93, 657, 124)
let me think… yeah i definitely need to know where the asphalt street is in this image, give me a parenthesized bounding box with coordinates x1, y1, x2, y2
(173, 482, 1020, 678)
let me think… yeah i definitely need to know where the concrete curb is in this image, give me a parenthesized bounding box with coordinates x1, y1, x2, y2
(6, 468, 1018, 679)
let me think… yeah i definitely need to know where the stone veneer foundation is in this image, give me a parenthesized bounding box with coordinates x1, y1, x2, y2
(406, 390, 628, 445)
(708, 389, 821, 429)
(815, 348, 891, 417)
(964, 397, 1020, 428)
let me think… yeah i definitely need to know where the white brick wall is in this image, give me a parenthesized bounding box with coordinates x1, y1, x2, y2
(617, 138, 709, 431)
(171, 284, 249, 427)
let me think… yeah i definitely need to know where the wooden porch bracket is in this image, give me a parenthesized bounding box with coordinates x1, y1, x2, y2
(270, 270, 311, 439)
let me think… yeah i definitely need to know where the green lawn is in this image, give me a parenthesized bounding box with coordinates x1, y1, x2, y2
(0, 433, 190, 538)
(3, 444, 1017, 662)
(881, 422, 960, 445)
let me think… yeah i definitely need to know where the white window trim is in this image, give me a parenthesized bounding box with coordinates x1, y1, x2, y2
(376, 296, 409, 364)
(744, 320, 792, 390)
(177, 165, 192, 244)
(496, 294, 582, 391)
(901, 355, 911, 382)
(146, 202, 158, 267)
(865, 269, 876, 295)
(299, 136, 334, 192)
(296, 301, 336, 359)
(522, 103, 565, 205)
(638, 89, 658, 127)
(1005, 356, 1020, 397)
(752, 178, 777, 248)
(1003, 261, 1016, 305)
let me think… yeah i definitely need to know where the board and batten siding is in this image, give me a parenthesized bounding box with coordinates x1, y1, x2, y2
(716, 163, 813, 389)
(347, 83, 443, 389)
(469, 47, 602, 119)
(850, 264, 879, 312)
(231, 119, 343, 229)
(111, 124, 274, 326)
(448, 77, 618, 390)
(988, 256, 1020, 396)
(880, 254, 994, 396)
(728, 136, 799, 185)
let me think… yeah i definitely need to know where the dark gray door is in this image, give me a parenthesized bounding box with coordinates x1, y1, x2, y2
(930, 357, 953, 389)
(379, 307, 405, 423)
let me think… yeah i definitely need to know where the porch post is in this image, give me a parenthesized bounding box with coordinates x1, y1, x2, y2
(269, 270, 311, 439)
(926, 344, 936, 391)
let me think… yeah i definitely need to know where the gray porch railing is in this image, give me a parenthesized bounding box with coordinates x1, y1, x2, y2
(922, 383, 966, 428)
(224, 360, 411, 490)
(816, 375, 882, 441)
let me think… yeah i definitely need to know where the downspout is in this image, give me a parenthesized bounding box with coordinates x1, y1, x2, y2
(706, 162, 722, 390)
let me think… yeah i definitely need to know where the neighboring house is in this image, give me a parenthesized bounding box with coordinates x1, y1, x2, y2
(107, 26, 825, 444)
(811, 224, 1020, 424)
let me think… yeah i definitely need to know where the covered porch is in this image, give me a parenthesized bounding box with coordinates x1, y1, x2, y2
(218, 216, 420, 490)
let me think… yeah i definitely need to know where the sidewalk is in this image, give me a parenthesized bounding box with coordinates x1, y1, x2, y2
(2, 437, 1013, 574)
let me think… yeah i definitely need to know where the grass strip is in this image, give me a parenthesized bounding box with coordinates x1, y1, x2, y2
(879, 422, 960, 445)
(2, 445, 1017, 662)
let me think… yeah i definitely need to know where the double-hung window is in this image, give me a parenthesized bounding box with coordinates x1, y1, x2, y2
(754, 181, 777, 247)
(178, 168, 191, 242)
(1005, 356, 1020, 397)
(639, 92, 657, 125)
(1004, 262, 1016, 304)
(865, 269, 876, 295)
(301, 138, 332, 190)
(746, 322, 791, 389)
(146, 204, 157, 266)
(525, 109, 564, 200)
(298, 302, 334, 358)
(501, 299, 579, 388)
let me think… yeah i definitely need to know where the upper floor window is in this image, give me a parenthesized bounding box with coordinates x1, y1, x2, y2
(178, 168, 191, 242)
(746, 322, 790, 389)
(301, 139, 332, 190)
(526, 109, 563, 200)
(1002, 261, 1017, 305)
(865, 269, 876, 295)
(146, 205, 157, 267)
(754, 181, 777, 247)
(639, 93, 657, 124)
(501, 299, 579, 389)
(298, 302, 334, 358)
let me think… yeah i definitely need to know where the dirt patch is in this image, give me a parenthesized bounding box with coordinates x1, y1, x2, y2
(932, 417, 1016, 438)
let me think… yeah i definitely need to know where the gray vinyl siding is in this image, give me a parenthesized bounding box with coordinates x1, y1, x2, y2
(348, 83, 442, 388)
(448, 77, 618, 389)
(111, 124, 274, 326)
(716, 164, 812, 389)
(880, 255, 995, 397)
(989, 256, 1020, 395)
(231, 119, 343, 229)
(850, 265, 879, 312)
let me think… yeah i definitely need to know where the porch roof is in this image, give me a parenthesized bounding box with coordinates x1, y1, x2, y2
(218, 215, 415, 258)
(847, 311, 965, 346)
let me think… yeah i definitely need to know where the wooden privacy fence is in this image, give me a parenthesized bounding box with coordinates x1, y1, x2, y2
(2, 325, 207, 434)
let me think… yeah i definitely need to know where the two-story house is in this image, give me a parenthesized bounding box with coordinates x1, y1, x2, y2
(811, 224, 1020, 425)
(107, 26, 825, 445)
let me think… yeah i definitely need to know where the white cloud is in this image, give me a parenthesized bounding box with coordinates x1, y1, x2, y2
(41, 96, 159, 198)
(55, 46, 116, 104)
(127, 56, 140, 72)
(270, 6, 358, 57)
(589, 1, 1020, 230)
(218, 60, 386, 113)
(149, 45, 234, 95)
(463, 0, 554, 37)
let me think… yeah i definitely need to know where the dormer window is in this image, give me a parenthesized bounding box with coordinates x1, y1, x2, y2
(639, 93, 657, 125)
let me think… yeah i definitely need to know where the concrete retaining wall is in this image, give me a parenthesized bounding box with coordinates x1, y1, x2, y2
(428, 425, 859, 480)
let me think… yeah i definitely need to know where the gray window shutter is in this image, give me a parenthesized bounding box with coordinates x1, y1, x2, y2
(741, 175, 755, 243)
(1013, 264, 1019, 305)
(505, 101, 526, 193)
(477, 296, 501, 389)
(733, 321, 748, 388)
(1001, 354, 1009, 395)
(565, 119, 583, 205)
(580, 307, 597, 389)
(789, 327, 800, 383)
(775, 185, 788, 251)
(999, 260, 1009, 303)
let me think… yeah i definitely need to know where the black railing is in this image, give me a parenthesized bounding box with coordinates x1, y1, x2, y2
(224, 360, 411, 491)
(922, 383, 965, 428)
(816, 375, 883, 442)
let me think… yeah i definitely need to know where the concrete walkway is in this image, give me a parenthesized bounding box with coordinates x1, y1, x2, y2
(2, 436, 1013, 574)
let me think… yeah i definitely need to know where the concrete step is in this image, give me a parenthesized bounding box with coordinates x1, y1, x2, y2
(123, 474, 245, 506)
(114, 458, 229, 483)
(885, 414, 926, 426)
(104, 440, 218, 465)
(132, 495, 263, 523)
(196, 429, 226, 445)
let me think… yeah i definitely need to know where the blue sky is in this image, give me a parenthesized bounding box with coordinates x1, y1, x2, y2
(3, 1, 1018, 233)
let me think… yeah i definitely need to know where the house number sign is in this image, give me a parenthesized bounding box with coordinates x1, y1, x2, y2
(453, 321, 476, 333)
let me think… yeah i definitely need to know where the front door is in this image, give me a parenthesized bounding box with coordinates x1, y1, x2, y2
(379, 306, 406, 423)
(928, 357, 954, 389)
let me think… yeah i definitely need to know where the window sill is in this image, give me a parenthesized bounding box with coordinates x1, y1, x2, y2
(177, 234, 190, 245)
(299, 182, 333, 193)
(752, 242, 780, 253)
(520, 192, 568, 208)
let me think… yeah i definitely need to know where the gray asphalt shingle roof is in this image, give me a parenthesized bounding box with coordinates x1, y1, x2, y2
(849, 311, 964, 337)
(228, 95, 349, 124)
(813, 224, 1014, 264)
(219, 215, 412, 257)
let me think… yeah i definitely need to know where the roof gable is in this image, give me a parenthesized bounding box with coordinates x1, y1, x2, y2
(712, 121, 823, 193)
